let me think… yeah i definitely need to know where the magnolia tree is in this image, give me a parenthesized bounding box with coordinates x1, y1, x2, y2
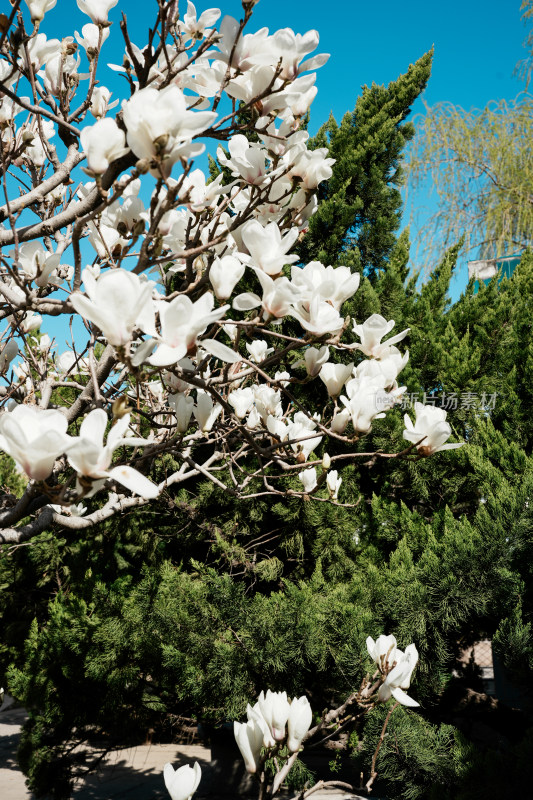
(0, 0, 460, 546)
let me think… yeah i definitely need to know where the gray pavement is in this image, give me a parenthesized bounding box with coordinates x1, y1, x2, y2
(0, 699, 367, 800)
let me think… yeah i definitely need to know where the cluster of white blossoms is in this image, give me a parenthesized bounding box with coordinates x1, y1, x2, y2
(0, 0, 461, 537)
(164, 635, 419, 798)
(234, 690, 313, 773)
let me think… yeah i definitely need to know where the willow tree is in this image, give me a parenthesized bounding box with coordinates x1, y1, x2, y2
(406, 92, 533, 264)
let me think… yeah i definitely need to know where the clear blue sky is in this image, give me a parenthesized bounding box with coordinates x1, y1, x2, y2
(47, 0, 526, 131)
(39, 0, 529, 301)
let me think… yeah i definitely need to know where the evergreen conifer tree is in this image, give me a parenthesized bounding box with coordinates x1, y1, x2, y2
(297, 51, 432, 276)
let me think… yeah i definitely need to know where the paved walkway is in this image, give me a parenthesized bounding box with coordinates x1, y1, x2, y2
(0, 699, 368, 800)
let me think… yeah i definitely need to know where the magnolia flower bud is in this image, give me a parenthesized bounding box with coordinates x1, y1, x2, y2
(257, 690, 291, 741)
(287, 696, 313, 752)
(169, 392, 194, 433)
(163, 761, 201, 800)
(319, 362, 354, 398)
(80, 118, 129, 175)
(0, 340, 18, 372)
(24, 0, 57, 23)
(193, 392, 222, 432)
(209, 255, 245, 300)
(326, 470, 341, 500)
(322, 452, 331, 469)
(234, 719, 264, 774)
(298, 467, 317, 494)
(135, 158, 151, 174)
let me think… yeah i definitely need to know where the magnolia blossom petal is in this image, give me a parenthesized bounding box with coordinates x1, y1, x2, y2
(201, 338, 240, 363)
(233, 292, 262, 311)
(107, 465, 159, 499)
(390, 687, 420, 707)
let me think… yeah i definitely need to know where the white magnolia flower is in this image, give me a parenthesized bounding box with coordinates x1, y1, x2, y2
(217, 136, 274, 186)
(169, 393, 194, 433)
(378, 644, 419, 708)
(122, 85, 216, 175)
(352, 314, 409, 358)
(24, 0, 56, 22)
(269, 27, 329, 81)
(267, 415, 289, 443)
(0, 341, 18, 372)
(10, 241, 62, 288)
(43, 51, 82, 97)
(319, 362, 354, 398)
(86, 221, 123, 260)
(67, 409, 159, 499)
(0, 404, 71, 481)
(18, 311, 43, 334)
(226, 65, 279, 109)
(403, 402, 463, 456)
(75, 22, 110, 54)
(69, 502, 87, 517)
(253, 384, 282, 421)
(287, 696, 313, 752)
(326, 469, 341, 500)
(341, 375, 401, 434)
(178, 2, 220, 41)
(89, 85, 117, 117)
(298, 467, 317, 493)
(257, 690, 291, 742)
(246, 340, 273, 363)
(148, 293, 228, 367)
(70, 268, 156, 347)
(246, 406, 262, 430)
(246, 703, 275, 748)
(193, 392, 222, 432)
(163, 761, 201, 800)
(240, 220, 299, 276)
(290, 294, 344, 336)
(228, 388, 254, 420)
(234, 269, 299, 321)
(366, 634, 398, 669)
(234, 718, 264, 774)
(21, 32, 61, 69)
(287, 412, 322, 460)
(55, 351, 88, 374)
(76, 0, 119, 25)
(291, 262, 360, 310)
(0, 94, 27, 125)
(209, 255, 245, 300)
(179, 169, 228, 212)
(80, 118, 129, 175)
(293, 345, 329, 377)
(354, 346, 409, 389)
(289, 148, 335, 190)
(215, 15, 271, 71)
